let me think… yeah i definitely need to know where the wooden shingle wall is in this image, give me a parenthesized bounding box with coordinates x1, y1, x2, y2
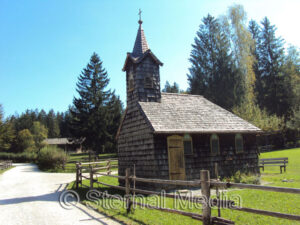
(126, 56, 161, 106)
(153, 133, 259, 181)
(118, 104, 158, 186)
(119, 53, 163, 187)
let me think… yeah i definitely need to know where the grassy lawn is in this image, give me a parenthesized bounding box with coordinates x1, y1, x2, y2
(69, 148, 300, 225)
(0, 166, 15, 175)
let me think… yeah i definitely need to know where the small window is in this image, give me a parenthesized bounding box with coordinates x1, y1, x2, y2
(235, 134, 244, 153)
(210, 134, 219, 155)
(144, 76, 153, 88)
(183, 134, 193, 155)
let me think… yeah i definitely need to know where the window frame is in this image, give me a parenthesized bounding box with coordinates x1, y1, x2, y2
(235, 133, 244, 154)
(144, 76, 153, 89)
(210, 134, 220, 155)
(183, 134, 193, 155)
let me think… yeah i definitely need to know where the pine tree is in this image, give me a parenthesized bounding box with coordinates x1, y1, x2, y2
(248, 20, 263, 105)
(105, 93, 123, 153)
(0, 105, 15, 151)
(70, 53, 122, 153)
(37, 109, 47, 128)
(162, 81, 180, 93)
(258, 17, 287, 116)
(57, 111, 73, 138)
(188, 14, 236, 110)
(46, 109, 60, 138)
(14, 110, 37, 132)
(221, 6, 282, 131)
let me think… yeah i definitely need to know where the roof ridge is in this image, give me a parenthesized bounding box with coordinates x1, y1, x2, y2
(161, 92, 204, 97)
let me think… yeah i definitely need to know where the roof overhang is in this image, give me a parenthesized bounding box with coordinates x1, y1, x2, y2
(122, 50, 163, 71)
(116, 107, 128, 140)
(153, 130, 263, 134)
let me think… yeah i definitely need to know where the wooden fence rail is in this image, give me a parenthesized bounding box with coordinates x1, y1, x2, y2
(0, 160, 12, 170)
(75, 164, 300, 225)
(210, 181, 300, 194)
(75, 159, 117, 189)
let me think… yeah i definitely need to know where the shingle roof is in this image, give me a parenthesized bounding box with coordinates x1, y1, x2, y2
(122, 20, 163, 71)
(44, 138, 85, 145)
(138, 93, 261, 134)
(132, 20, 149, 57)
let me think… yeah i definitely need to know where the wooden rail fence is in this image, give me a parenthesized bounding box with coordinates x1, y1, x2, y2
(75, 165, 300, 225)
(75, 158, 118, 189)
(0, 160, 12, 170)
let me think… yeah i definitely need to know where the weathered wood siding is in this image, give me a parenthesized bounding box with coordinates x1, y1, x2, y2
(154, 133, 259, 181)
(126, 56, 161, 105)
(117, 104, 159, 186)
(118, 53, 163, 187)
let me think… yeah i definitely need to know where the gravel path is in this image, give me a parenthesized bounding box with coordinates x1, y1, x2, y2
(0, 163, 121, 225)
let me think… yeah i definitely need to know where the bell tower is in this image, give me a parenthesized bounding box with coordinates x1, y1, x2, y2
(122, 12, 163, 108)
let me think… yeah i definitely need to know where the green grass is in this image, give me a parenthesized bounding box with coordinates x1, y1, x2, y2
(54, 152, 118, 173)
(0, 166, 15, 175)
(69, 148, 300, 225)
(259, 148, 300, 188)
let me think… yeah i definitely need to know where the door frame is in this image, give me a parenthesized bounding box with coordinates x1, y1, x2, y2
(167, 135, 186, 180)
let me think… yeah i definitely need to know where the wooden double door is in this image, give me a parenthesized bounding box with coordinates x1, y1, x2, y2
(167, 135, 186, 180)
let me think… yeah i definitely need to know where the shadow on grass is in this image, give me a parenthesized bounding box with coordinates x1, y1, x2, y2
(72, 181, 151, 225)
(82, 202, 148, 225)
(261, 172, 283, 175)
(75, 202, 127, 225)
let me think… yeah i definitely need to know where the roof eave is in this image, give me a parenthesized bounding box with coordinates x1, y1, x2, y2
(122, 50, 163, 72)
(122, 53, 133, 71)
(138, 50, 163, 66)
(153, 130, 263, 134)
(116, 107, 128, 140)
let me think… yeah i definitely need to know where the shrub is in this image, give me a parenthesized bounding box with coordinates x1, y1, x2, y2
(37, 146, 68, 170)
(0, 152, 37, 162)
(224, 170, 260, 184)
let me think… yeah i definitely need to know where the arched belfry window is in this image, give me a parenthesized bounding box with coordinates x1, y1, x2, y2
(144, 76, 153, 88)
(210, 134, 220, 155)
(183, 134, 193, 155)
(235, 134, 244, 153)
(128, 72, 134, 91)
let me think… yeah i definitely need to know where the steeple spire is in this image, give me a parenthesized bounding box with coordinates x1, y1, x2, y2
(132, 9, 149, 57)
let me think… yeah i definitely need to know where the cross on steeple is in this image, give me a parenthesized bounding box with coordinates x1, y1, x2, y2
(138, 9, 142, 21)
(138, 9, 142, 24)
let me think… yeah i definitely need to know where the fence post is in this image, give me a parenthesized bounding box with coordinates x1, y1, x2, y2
(201, 170, 211, 225)
(133, 164, 136, 203)
(90, 166, 94, 189)
(79, 162, 82, 186)
(125, 168, 131, 213)
(76, 163, 79, 189)
(214, 163, 221, 217)
(107, 160, 111, 175)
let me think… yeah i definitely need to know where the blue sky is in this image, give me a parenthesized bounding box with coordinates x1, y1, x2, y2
(1, 0, 299, 117)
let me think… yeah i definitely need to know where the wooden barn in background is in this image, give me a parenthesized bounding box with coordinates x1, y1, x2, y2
(44, 138, 85, 153)
(117, 18, 262, 187)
